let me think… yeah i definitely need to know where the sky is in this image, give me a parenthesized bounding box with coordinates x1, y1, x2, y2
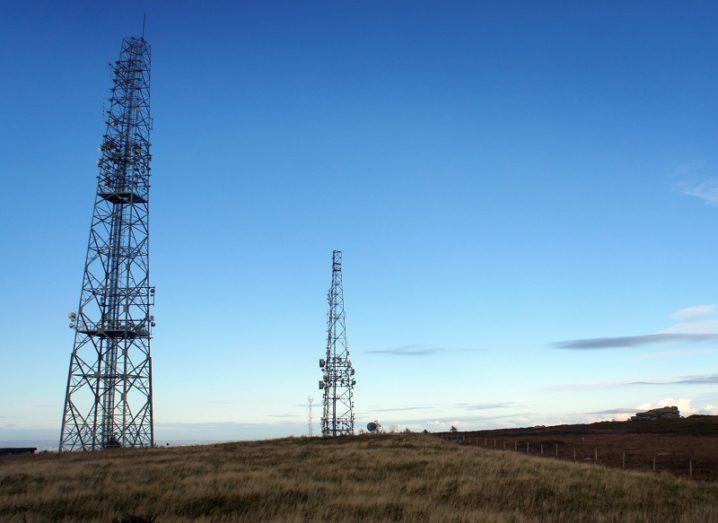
(1, 1, 718, 449)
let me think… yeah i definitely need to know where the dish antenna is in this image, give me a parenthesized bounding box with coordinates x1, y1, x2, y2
(367, 421, 381, 433)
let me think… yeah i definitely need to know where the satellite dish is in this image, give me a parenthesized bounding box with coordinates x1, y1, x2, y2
(367, 421, 381, 433)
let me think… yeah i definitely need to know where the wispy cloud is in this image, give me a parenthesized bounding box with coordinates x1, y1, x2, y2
(638, 348, 718, 361)
(670, 305, 718, 322)
(554, 305, 718, 349)
(671, 161, 718, 205)
(628, 374, 718, 386)
(554, 333, 718, 349)
(396, 412, 525, 425)
(365, 344, 481, 356)
(681, 180, 718, 205)
(454, 402, 517, 410)
(367, 406, 432, 413)
(587, 407, 640, 415)
(548, 374, 718, 391)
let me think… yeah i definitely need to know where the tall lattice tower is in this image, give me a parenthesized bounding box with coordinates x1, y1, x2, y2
(319, 250, 355, 436)
(60, 35, 155, 451)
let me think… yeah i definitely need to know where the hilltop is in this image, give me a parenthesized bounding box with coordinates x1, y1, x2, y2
(439, 416, 718, 481)
(2, 433, 718, 522)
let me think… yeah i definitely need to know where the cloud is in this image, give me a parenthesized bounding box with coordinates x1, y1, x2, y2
(670, 305, 718, 322)
(638, 348, 718, 361)
(366, 344, 443, 356)
(554, 305, 718, 349)
(680, 180, 718, 205)
(367, 406, 432, 413)
(636, 398, 718, 416)
(588, 408, 640, 415)
(365, 344, 481, 356)
(454, 402, 517, 411)
(671, 161, 718, 205)
(554, 333, 718, 349)
(628, 374, 718, 386)
(395, 413, 525, 425)
(363, 402, 517, 416)
(548, 374, 718, 391)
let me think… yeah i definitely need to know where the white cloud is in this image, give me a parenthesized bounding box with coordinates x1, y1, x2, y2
(680, 179, 718, 205)
(670, 304, 718, 322)
(662, 304, 718, 335)
(638, 348, 718, 361)
(671, 161, 718, 205)
(636, 398, 718, 416)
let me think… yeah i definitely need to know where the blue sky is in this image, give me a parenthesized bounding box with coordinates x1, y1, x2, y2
(2, 1, 718, 448)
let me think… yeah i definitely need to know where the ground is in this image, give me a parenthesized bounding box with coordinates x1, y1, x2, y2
(1, 433, 718, 522)
(440, 415, 718, 481)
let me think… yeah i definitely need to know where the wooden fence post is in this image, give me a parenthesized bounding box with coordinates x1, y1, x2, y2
(652, 455, 656, 472)
(514, 440, 517, 451)
(526, 442, 530, 453)
(573, 448, 576, 461)
(540, 443, 544, 455)
(594, 448, 598, 462)
(555, 444, 558, 457)
(622, 452, 625, 469)
(689, 459, 693, 478)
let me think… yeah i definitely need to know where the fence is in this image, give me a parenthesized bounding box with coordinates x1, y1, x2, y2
(436, 434, 703, 480)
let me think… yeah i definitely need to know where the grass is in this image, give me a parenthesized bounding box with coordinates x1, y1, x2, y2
(1, 433, 717, 522)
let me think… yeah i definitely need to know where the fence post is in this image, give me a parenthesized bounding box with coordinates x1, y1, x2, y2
(540, 443, 544, 455)
(493, 438, 496, 448)
(555, 443, 558, 457)
(514, 440, 517, 451)
(652, 455, 656, 472)
(526, 442, 529, 453)
(689, 459, 693, 478)
(622, 452, 625, 469)
(573, 448, 576, 461)
(484, 438, 487, 446)
(594, 448, 598, 462)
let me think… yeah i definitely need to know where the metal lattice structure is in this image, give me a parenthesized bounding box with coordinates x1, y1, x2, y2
(60, 36, 155, 451)
(319, 250, 355, 436)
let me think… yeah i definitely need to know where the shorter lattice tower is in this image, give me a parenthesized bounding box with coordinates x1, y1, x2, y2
(318, 250, 355, 436)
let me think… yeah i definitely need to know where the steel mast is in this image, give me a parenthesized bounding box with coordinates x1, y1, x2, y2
(319, 250, 355, 436)
(60, 35, 155, 451)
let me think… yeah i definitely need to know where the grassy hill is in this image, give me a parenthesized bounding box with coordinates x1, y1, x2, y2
(1, 433, 718, 522)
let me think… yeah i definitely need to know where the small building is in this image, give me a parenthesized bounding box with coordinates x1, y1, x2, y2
(0, 447, 37, 456)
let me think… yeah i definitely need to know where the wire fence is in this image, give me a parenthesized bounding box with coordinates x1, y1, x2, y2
(436, 433, 711, 480)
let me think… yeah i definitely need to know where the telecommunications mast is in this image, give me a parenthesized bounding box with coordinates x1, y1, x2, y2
(318, 250, 355, 436)
(60, 35, 155, 451)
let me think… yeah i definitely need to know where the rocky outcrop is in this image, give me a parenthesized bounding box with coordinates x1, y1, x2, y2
(630, 406, 680, 421)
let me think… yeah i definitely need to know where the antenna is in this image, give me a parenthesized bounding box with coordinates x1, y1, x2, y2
(307, 396, 314, 437)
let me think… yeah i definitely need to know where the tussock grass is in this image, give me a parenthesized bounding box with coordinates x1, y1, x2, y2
(1, 434, 717, 521)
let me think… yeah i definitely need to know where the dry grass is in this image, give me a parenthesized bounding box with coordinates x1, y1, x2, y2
(1, 433, 717, 522)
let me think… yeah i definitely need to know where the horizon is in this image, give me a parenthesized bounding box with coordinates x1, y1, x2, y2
(2, 1, 718, 449)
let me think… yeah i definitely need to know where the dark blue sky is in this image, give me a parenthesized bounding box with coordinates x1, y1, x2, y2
(2, 1, 718, 445)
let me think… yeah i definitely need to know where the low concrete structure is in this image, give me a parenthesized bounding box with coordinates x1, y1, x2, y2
(630, 406, 680, 421)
